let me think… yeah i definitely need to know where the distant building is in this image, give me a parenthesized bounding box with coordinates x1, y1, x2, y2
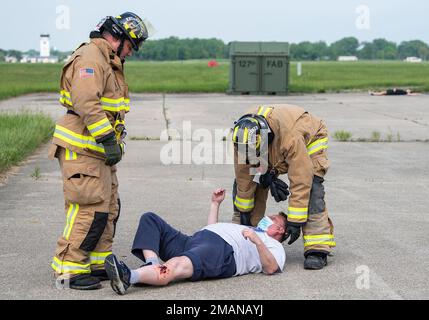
(40, 34, 50, 57)
(20, 34, 59, 63)
(337, 56, 359, 62)
(20, 55, 58, 64)
(5, 56, 18, 63)
(404, 56, 422, 63)
(20, 56, 37, 63)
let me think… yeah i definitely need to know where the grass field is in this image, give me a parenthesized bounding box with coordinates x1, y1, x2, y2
(290, 61, 429, 93)
(0, 112, 54, 173)
(0, 60, 428, 100)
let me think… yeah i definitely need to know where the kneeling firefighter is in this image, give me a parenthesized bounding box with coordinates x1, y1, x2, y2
(231, 105, 336, 270)
(49, 12, 153, 289)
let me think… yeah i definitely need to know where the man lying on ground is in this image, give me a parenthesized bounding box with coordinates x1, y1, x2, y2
(104, 188, 287, 295)
(369, 88, 419, 96)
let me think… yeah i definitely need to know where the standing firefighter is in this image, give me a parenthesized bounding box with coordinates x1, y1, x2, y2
(232, 105, 336, 270)
(48, 12, 152, 290)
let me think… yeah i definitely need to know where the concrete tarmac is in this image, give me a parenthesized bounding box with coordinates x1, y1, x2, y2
(0, 93, 428, 300)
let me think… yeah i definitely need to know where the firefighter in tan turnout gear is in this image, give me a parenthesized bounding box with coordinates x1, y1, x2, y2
(48, 12, 151, 290)
(232, 105, 336, 270)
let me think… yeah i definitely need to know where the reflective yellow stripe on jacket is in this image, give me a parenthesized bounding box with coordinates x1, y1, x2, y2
(60, 90, 72, 106)
(307, 138, 328, 156)
(53, 125, 105, 153)
(303, 234, 336, 247)
(87, 117, 113, 138)
(64, 148, 77, 161)
(59, 91, 130, 112)
(257, 106, 273, 118)
(288, 206, 308, 222)
(51, 257, 91, 274)
(100, 97, 130, 112)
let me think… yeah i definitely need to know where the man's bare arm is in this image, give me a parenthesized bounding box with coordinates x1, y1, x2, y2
(242, 229, 279, 274)
(207, 188, 225, 225)
(254, 242, 280, 274)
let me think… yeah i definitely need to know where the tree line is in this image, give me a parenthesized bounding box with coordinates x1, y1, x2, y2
(289, 37, 429, 61)
(1, 37, 428, 61)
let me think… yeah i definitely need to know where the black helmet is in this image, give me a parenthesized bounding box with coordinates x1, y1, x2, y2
(232, 114, 273, 162)
(95, 12, 149, 52)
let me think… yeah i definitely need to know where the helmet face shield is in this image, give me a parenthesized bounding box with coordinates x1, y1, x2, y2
(233, 124, 270, 165)
(142, 18, 157, 39)
(132, 18, 156, 51)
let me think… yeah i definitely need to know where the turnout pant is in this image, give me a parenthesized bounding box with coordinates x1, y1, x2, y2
(51, 147, 120, 277)
(232, 150, 335, 256)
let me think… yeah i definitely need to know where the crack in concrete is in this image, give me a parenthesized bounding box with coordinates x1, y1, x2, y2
(161, 93, 170, 139)
(359, 106, 429, 128)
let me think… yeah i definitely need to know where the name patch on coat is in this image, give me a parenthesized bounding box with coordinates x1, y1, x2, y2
(79, 68, 95, 78)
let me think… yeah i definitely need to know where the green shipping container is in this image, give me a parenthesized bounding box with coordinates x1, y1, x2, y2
(228, 41, 290, 95)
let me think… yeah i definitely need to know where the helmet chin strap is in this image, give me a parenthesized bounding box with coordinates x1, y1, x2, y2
(116, 38, 125, 59)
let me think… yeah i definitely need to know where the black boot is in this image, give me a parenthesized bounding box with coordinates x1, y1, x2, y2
(91, 269, 110, 281)
(304, 252, 328, 270)
(57, 274, 102, 290)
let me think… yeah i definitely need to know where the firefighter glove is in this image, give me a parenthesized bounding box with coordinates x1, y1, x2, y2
(102, 136, 122, 166)
(259, 171, 274, 189)
(285, 224, 301, 245)
(270, 178, 290, 202)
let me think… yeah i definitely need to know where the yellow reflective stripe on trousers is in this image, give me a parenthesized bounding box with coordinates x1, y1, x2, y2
(90, 252, 113, 265)
(303, 234, 336, 247)
(257, 106, 273, 118)
(59, 90, 72, 106)
(63, 203, 79, 240)
(59, 91, 130, 112)
(87, 117, 113, 138)
(51, 256, 91, 274)
(53, 125, 105, 153)
(234, 196, 255, 211)
(100, 97, 130, 112)
(288, 207, 308, 222)
(64, 148, 77, 160)
(307, 138, 328, 156)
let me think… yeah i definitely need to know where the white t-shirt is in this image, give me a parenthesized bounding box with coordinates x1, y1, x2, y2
(202, 223, 286, 276)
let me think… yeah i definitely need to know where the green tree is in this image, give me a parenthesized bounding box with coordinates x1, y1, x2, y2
(358, 41, 375, 60)
(6, 50, 22, 60)
(372, 39, 397, 60)
(398, 40, 429, 60)
(290, 41, 329, 60)
(329, 37, 359, 59)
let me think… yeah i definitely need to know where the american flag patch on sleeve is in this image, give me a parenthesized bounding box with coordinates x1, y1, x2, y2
(79, 68, 95, 78)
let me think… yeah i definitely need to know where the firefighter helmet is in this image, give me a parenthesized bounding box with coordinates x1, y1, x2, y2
(94, 12, 150, 52)
(232, 114, 274, 160)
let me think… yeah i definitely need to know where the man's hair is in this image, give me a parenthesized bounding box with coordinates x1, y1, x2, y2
(278, 211, 288, 242)
(102, 30, 119, 41)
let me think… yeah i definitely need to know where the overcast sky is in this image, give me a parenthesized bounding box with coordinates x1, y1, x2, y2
(1, 0, 428, 51)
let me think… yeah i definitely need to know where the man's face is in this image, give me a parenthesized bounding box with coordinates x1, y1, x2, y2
(119, 40, 134, 60)
(266, 214, 286, 238)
